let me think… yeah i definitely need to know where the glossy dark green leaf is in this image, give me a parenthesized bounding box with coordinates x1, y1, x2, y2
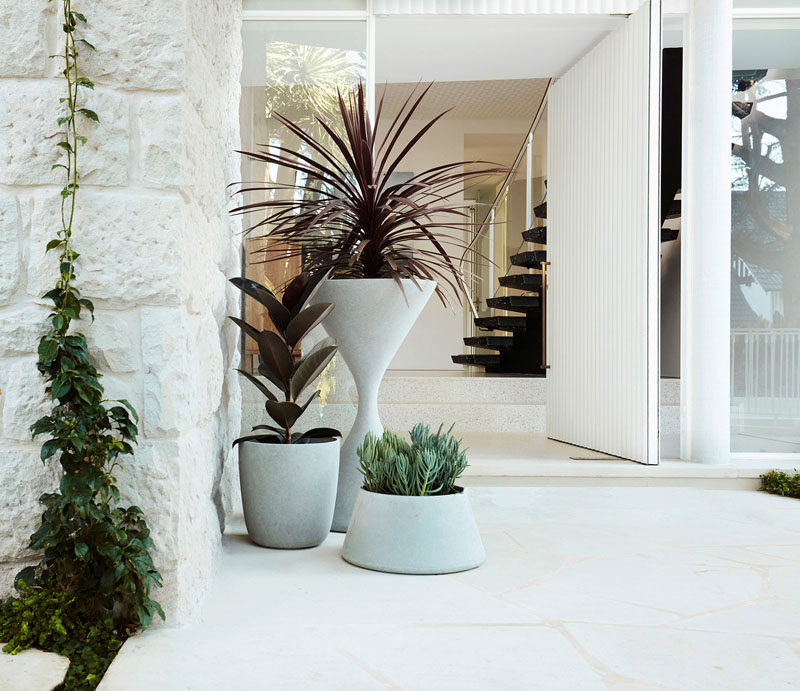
(256, 360, 287, 394)
(298, 389, 320, 416)
(252, 424, 286, 436)
(295, 427, 342, 443)
(232, 433, 285, 446)
(264, 400, 303, 430)
(302, 336, 335, 361)
(236, 369, 277, 402)
(229, 277, 291, 331)
(285, 302, 334, 348)
(78, 107, 98, 122)
(228, 316, 260, 343)
(257, 330, 293, 387)
(14, 566, 36, 591)
(290, 345, 336, 401)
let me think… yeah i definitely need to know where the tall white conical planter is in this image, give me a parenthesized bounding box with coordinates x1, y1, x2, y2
(312, 278, 436, 531)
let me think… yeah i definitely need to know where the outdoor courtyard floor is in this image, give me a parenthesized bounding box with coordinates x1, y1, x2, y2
(98, 486, 800, 690)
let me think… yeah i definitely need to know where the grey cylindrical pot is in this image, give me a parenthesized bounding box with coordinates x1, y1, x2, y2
(312, 278, 436, 532)
(341, 488, 485, 574)
(239, 438, 339, 549)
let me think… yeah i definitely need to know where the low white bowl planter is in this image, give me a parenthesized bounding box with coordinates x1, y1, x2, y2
(239, 438, 339, 549)
(341, 488, 485, 574)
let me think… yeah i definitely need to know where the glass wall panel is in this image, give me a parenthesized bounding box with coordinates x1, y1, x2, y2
(731, 18, 800, 453)
(489, 191, 509, 308)
(240, 20, 366, 370)
(531, 103, 548, 222)
(493, 155, 527, 305)
(243, 1, 367, 10)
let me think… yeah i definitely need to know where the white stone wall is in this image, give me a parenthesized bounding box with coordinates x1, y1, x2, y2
(0, 0, 242, 623)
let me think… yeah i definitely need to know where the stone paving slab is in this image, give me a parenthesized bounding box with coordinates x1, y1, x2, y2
(100, 488, 800, 690)
(0, 646, 69, 691)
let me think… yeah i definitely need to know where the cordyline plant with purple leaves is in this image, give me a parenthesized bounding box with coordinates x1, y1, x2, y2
(231, 82, 507, 306)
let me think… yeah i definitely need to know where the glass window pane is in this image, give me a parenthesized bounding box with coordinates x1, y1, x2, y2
(243, 0, 366, 11)
(731, 18, 800, 453)
(531, 103, 547, 221)
(239, 20, 366, 371)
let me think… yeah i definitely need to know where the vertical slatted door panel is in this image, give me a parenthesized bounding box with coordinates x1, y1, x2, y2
(546, 1, 660, 463)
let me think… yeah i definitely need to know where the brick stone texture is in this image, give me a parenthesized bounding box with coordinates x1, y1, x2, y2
(0, 0, 243, 623)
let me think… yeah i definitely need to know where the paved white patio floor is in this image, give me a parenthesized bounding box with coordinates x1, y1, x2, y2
(100, 487, 800, 690)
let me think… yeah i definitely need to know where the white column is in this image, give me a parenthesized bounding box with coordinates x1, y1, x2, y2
(680, 0, 732, 463)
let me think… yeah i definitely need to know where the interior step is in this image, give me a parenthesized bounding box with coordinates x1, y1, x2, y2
(534, 202, 547, 219)
(486, 295, 540, 313)
(464, 335, 515, 350)
(498, 273, 542, 291)
(522, 226, 547, 244)
(451, 353, 501, 367)
(474, 315, 527, 332)
(661, 227, 679, 242)
(510, 250, 547, 269)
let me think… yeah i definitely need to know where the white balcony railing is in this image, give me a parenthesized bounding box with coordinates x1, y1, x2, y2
(731, 329, 800, 417)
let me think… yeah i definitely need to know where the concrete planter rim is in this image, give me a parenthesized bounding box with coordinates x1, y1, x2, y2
(357, 486, 465, 499)
(239, 437, 341, 447)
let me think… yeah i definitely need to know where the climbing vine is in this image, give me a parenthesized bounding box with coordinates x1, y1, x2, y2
(0, 3, 163, 688)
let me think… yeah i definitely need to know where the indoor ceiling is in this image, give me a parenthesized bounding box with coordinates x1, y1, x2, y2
(375, 15, 625, 83)
(377, 78, 549, 120)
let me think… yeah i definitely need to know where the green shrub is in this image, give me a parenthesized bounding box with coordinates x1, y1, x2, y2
(357, 424, 468, 496)
(761, 469, 800, 498)
(0, 583, 125, 690)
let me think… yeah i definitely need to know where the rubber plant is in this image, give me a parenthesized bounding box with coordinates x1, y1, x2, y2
(0, 3, 163, 689)
(230, 272, 341, 444)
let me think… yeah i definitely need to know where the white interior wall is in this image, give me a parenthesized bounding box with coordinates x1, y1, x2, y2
(386, 118, 530, 370)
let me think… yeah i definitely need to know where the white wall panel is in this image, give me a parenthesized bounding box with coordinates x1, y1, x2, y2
(546, 1, 660, 463)
(373, 0, 643, 14)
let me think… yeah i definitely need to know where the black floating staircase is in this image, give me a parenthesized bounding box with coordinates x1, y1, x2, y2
(453, 48, 684, 376)
(451, 200, 549, 375)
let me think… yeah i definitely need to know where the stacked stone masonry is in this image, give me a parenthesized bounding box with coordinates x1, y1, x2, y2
(0, 0, 243, 623)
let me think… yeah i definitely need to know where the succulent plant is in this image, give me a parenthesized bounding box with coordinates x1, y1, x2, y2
(230, 273, 340, 444)
(356, 423, 468, 496)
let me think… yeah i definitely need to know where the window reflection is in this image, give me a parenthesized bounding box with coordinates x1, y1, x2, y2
(731, 44, 800, 452)
(239, 21, 366, 372)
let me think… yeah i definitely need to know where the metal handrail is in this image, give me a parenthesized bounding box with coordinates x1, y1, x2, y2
(459, 80, 551, 319)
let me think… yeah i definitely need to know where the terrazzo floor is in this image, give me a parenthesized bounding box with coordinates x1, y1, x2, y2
(99, 487, 800, 690)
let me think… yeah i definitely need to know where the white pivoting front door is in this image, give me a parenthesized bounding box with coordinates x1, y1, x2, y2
(546, 1, 661, 464)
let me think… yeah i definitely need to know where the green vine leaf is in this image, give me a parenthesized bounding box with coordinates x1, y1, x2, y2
(2, 3, 164, 688)
(78, 108, 98, 122)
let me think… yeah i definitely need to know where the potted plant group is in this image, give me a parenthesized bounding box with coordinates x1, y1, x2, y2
(230, 273, 341, 549)
(341, 424, 485, 574)
(232, 83, 505, 531)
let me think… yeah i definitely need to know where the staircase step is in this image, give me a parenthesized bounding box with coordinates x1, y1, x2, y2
(534, 202, 547, 219)
(474, 315, 527, 332)
(451, 353, 501, 367)
(498, 273, 543, 291)
(661, 226, 679, 242)
(464, 335, 515, 350)
(510, 250, 547, 269)
(486, 295, 541, 313)
(522, 226, 547, 244)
